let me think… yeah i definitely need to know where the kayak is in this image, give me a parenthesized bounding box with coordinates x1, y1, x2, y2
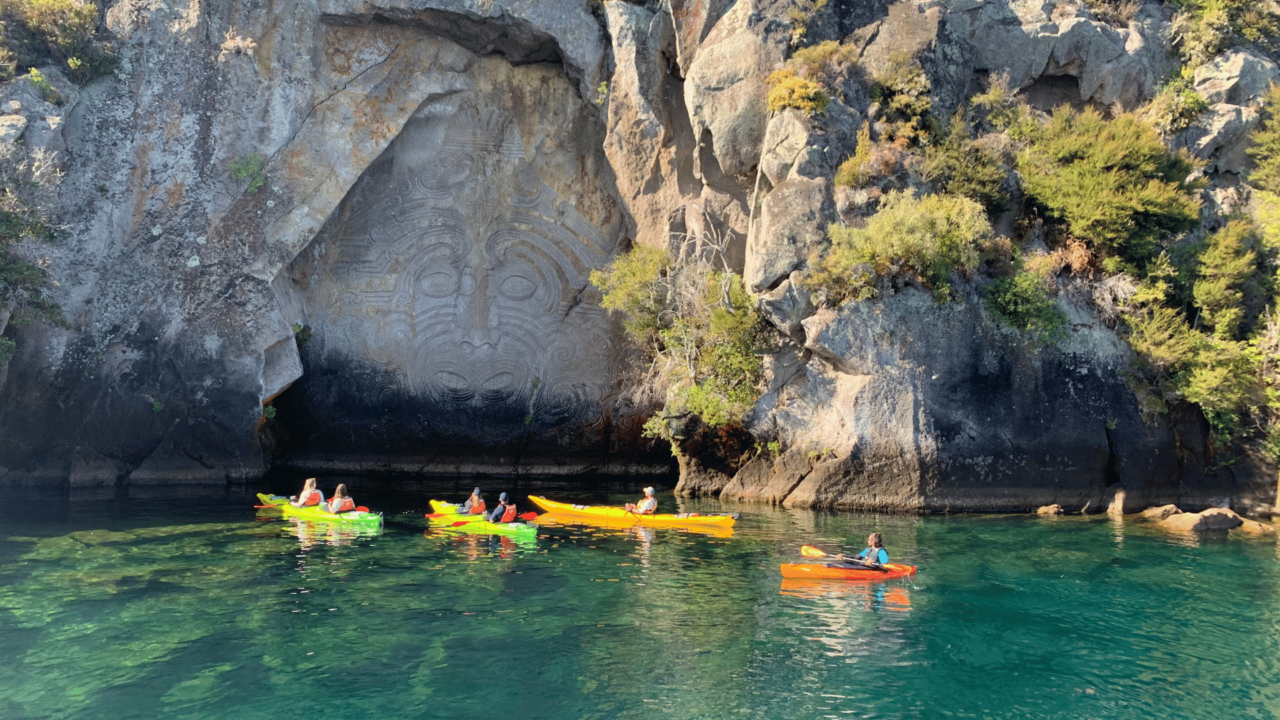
(531, 512, 735, 539)
(428, 500, 487, 522)
(256, 493, 383, 529)
(779, 563, 916, 580)
(527, 496, 737, 530)
(427, 514, 538, 539)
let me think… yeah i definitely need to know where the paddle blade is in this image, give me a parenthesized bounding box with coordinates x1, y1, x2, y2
(356, 506, 369, 513)
(800, 545, 828, 558)
(253, 505, 276, 509)
(450, 521, 471, 528)
(518, 512, 538, 521)
(425, 513, 447, 519)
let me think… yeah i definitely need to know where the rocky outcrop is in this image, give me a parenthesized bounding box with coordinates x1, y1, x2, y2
(1140, 504, 1182, 521)
(1158, 507, 1245, 532)
(1175, 49, 1280, 174)
(1037, 504, 1064, 516)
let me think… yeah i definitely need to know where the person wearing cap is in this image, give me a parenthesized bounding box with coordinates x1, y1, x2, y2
(488, 492, 519, 523)
(625, 487, 658, 515)
(459, 487, 486, 515)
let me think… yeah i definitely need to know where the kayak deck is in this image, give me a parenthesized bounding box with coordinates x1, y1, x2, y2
(779, 563, 916, 580)
(527, 496, 736, 529)
(427, 515, 537, 537)
(531, 512, 735, 538)
(256, 493, 383, 527)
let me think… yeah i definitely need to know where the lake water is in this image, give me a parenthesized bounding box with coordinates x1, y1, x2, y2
(1, 479, 1277, 720)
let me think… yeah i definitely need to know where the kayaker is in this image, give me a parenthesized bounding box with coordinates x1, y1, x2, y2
(625, 487, 657, 515)
(459, 487, 486, 515)
(831, 533, 889, 568)
(327, 484, 356, 514)
(488, 492, 519, 523)
(290, 478, 324, 508)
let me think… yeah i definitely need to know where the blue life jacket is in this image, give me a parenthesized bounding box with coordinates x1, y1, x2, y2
(858, 547, 889, 565)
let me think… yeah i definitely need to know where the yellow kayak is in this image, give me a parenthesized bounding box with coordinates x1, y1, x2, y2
(532, 512, 734, 538)
(527, 496, 737, 530)
(256, 493, 383, 529)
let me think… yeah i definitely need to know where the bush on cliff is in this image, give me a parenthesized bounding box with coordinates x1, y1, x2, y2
(766, 69, 829, 116)
(922, 113, 1009, 215)
(590, 242, 766, 447)
(0, 0, 115, 84)
(808, 190, 989, 301)
(1172, 0, 1280, 67)
(871, 51, 934, 145)
(1017, 107, 1202, 269)
(1247, 84, 1280, 195)
(984, 259, 1065, 341)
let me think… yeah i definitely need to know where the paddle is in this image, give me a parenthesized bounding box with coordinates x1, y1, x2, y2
(800, 545, 887, 572)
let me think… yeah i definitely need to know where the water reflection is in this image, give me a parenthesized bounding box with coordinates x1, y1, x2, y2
(780, 580, 914, 613)
(285, 517, 378, 550)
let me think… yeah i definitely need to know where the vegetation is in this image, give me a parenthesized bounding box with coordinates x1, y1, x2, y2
(808, 191, 990, 301)
(1247, 84, 1280, 195)
(591, 240, 766, 447)
(0, 141, 64, 366)
(1142, 76, 1209, 136)
(26, 67, 56, 103)
(0, 0, 115, 84)
(1017, 107, 1202, 268)
(229, 153, 267, 193)
(766, 69, 829, 116)
(922, 112, 1009, 214)
(833, 124, 873, 187)
(984, 260, 1065, 341)
(1171, 0, 1280, 66)
(785, 0, 827, 44)
(871, 51, 933, 145)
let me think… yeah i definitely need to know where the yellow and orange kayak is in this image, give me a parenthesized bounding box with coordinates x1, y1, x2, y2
(527, 496, 737, 530)
(779, 563, 916, 581)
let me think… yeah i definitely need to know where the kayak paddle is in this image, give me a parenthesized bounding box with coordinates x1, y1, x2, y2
(800, 545, 887, 571)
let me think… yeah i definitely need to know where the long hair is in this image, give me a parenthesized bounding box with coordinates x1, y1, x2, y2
(334, 483, 348, 498)
(868, 533, 883, 548)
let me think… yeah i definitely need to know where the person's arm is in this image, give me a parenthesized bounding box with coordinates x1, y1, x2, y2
(489, 505, 503, 523)
(876, 549, 889, 565)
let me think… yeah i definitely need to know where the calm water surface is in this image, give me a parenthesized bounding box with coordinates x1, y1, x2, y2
(1, 479, 1277, 720)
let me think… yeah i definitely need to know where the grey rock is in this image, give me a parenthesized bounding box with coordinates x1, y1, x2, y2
(744, 175, 833, 294)
(1176, 103, 1260, 175)
(1194, 48, 1280, 107)
(0, 115, 27, 144)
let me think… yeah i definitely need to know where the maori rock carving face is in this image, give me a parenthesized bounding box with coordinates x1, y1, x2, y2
(296, 101, 623, 432)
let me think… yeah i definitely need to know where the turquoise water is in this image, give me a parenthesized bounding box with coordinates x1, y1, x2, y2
(1, 481, 1278, 720)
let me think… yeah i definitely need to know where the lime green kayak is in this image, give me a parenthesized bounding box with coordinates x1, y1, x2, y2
(427, 514, 537, 539)
(256, 493, 383, 529)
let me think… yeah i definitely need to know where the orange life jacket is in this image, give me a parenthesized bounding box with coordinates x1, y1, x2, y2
(301, 489, 322, 507)
(331, 496, 354, 513)
(470, 499, 486, 514)
(500, 503, 518, 523)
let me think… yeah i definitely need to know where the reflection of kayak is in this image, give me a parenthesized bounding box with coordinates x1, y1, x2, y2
(527, 496, 737, 530)
(531, 512, 735, 539)
(256, 493, 383, 529)
(780, 580, 912, 608)
(427, 515, 537, 540)
(779, 563, 916, 580)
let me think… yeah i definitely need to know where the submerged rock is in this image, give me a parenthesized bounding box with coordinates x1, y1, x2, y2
(1158, 507, 1245, 532)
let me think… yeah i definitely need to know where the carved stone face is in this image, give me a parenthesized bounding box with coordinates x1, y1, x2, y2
(288, 77, 625, 437)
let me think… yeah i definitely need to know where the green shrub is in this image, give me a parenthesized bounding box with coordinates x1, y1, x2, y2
(1126, 304, 1200, 374)
(1193, 220, 1260, 339)
(1143, 78, 1209, 136)
(229, 153, 267, 193)
(785, 0, 827, 44)
(969, 72, 1024, 134)
(787, 39, 857, 84)
(1247, 84, 1280, 195)
(922, 113, 1009, 214)
(809, 191, 989, 300)
(0, 336, 13, 366)
(871, 51, 933, 145)
(0, 0, 115, 84)
(1172, 0, 1280, 66)
(1017, 107, 1202, 267)
(985, 262, 1065, 340)
(834, 124, 872, 187)
(26, 67, 56, 103)
(592, 244, 766, 446)
(766, 70, 829, 116)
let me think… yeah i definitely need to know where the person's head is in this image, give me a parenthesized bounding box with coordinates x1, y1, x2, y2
(867, 533, 883, 548)
(303, 477, 316, 492)
(644, 487, 655, 497)
(499, 492, 510, 504)
(472, 487, 482, 498)
(335, 483, 348, 498)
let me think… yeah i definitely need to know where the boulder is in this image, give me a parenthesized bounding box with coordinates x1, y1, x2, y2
(744, 175, 833, 293)
(1140, 504, 1182, 521)
(0, 114, 27, 144)
(1176, 103, 1260, 175)
(1037, 504, 1065, 516)
(1236, 519, 1277, 535)
(1158, 507, 1245, 532)
(1194, 49, 1280, 107)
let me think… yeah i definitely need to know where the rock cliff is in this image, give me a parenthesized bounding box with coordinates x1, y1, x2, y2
(0, 0, 1275, 512)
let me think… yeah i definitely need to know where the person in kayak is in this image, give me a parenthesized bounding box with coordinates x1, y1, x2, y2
(327, 484, 356, 514)
(488, 492, 519, 523)
(625, 487, 657, 515)
(290, 478, 324, 508)
(459, 487, 486, 515)
(830, 533, 889, 568)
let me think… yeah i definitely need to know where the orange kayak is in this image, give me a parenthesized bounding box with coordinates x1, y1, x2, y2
(527, 496, 737, 529)
(780, 563, 917, 580)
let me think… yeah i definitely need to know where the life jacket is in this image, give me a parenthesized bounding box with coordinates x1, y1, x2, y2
(331, 496, 355, 513)
(638, 497, 656, 514)
(301, 489, 323, 507)
(469, 498, 486, 515)
(861, 546, 887, 565)
(500, 503, 518, 523)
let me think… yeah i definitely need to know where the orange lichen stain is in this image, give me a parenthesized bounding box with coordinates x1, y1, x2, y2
(164, 181, 184, 208)
(127, 141, 155, 234)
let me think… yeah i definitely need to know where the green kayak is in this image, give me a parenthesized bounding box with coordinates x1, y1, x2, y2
(426, 514, 537, 540)
(256, 493, 383, 529)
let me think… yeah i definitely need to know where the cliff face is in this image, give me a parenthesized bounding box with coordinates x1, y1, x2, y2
(0, 0, 1275, 511)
